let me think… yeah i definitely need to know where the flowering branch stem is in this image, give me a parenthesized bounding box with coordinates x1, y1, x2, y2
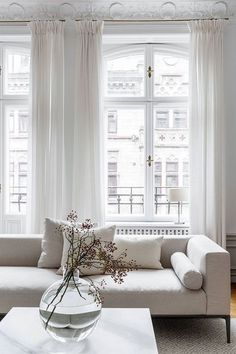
(44, 211, 137, 329)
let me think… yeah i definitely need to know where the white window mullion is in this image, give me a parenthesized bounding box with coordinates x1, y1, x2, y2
(145, 44, 153, 101)
(144, 45, 153, 220)
(145, 102, 154, 221)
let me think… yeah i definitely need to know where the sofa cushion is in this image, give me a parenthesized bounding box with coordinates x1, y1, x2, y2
(88, 269, 207, 315)
(160, 236, 191, 268)
(58, 225, 116, 276)
(37, 218, 67, 268)
(171, 252, 203, 290)
(0, 268, 206, 315)
(114, 234, 163, 269)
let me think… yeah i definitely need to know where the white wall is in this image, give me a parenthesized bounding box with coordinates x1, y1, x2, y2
(224, 22, 236, 280)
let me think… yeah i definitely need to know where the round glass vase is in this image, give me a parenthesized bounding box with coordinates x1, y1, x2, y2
(39, 268, 102, 343)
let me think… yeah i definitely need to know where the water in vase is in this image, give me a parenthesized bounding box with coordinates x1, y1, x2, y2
(39, 278, 102, 343)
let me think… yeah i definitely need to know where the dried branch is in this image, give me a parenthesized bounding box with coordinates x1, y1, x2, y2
(44, 211, 137, 328)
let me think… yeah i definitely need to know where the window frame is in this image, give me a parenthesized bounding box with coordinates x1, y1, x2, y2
(0, 42, 30, 231)
(104, 43, 189, 223)
(107, 110, 118, 134)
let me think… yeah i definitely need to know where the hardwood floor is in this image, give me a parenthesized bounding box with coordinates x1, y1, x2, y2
(231, 283, 236, 317)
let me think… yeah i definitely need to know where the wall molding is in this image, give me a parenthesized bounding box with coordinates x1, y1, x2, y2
(226, 234, 236, 247)
(226, 234, 236, 282)
(0, 1, 234, 21)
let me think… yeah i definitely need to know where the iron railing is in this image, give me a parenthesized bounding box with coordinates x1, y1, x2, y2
(9, 186, 27, 213)
(9, 186, 189, 215)
(108, 186, 144, 214)
(108, 186, 189, 214)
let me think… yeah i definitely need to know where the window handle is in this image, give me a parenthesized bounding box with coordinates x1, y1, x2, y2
(146, 155, 153, 167)
(147, 66, 154, 78)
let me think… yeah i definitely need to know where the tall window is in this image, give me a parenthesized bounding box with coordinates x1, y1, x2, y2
(0, 45, 30, 221)
(104, 44, 189, 221)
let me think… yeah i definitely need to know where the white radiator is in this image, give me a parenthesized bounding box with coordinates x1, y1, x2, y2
(115, 224, 189, 236)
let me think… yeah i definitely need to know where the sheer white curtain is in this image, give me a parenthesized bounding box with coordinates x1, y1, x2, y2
(72, 21, 104, 225)
(189, 20, 225, 247)
(28, 21, 65, 232)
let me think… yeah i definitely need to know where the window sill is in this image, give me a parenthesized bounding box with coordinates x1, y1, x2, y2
(106, 221, 189, 228)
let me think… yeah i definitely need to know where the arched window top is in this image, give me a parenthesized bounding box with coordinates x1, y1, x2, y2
(104, 44, 189, 99)
(104, 46, 145, 98)
(104, 44, 188, 60)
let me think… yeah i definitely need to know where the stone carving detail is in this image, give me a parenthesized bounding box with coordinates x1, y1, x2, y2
(0, 1, 234, 21)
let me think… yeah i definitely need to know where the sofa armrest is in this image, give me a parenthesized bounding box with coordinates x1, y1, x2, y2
(187, 235, 230, 315)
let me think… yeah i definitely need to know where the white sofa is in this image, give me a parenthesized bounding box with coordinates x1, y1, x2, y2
(0, 234, 231, 341)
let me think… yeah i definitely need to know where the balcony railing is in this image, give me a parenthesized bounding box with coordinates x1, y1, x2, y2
(9, 186, 27, 213)
(9, 186, 189, 215)
(108, 186, 144, 214)
(108, 186, 189, 215)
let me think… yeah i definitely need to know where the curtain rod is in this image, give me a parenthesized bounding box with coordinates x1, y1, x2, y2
(0, 17, 230, 24)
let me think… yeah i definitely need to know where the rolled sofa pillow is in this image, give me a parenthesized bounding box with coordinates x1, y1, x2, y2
(171, 252, 203, 290)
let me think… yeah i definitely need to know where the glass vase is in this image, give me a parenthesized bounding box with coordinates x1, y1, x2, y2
(39, 268, 102, 343)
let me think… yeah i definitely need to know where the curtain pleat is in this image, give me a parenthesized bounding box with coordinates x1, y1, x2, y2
(71, 20, 104, 225)
(189, 20, 225, 247)
(28, 21, 65, 232)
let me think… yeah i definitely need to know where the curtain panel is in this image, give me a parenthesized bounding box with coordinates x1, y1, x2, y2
(28, 21, 65, 232)
(28, 20, 104, 232)
(72, 21, 105, 225)
(189, 20, 225, 247)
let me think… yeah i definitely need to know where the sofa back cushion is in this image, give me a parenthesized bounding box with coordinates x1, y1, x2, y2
(0, 234, 42, 266)
(160, 236, 191, 268)
(114, 234, 163, 269)
(0, 233, 192, 268)
(38, 218, 66, 268)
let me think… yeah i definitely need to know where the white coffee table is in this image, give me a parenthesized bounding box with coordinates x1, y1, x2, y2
(0, 307, 158, 354)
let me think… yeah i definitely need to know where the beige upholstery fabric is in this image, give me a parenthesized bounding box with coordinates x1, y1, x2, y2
(114, 234, 163, 269)
(171, 252, 203, 290)
(0, 234, 230, 317)
(187, 235, 231, 315)
(0, 234, 191, 268)
(0, 267, 206, 315)
(88, 269, 206, 315)
(160, 236, 191, 268)
(59, 225, 116, 275)
(0, 267, 60, 313)
(0, 235, 42, 266)
(38, 218, 67, 268)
